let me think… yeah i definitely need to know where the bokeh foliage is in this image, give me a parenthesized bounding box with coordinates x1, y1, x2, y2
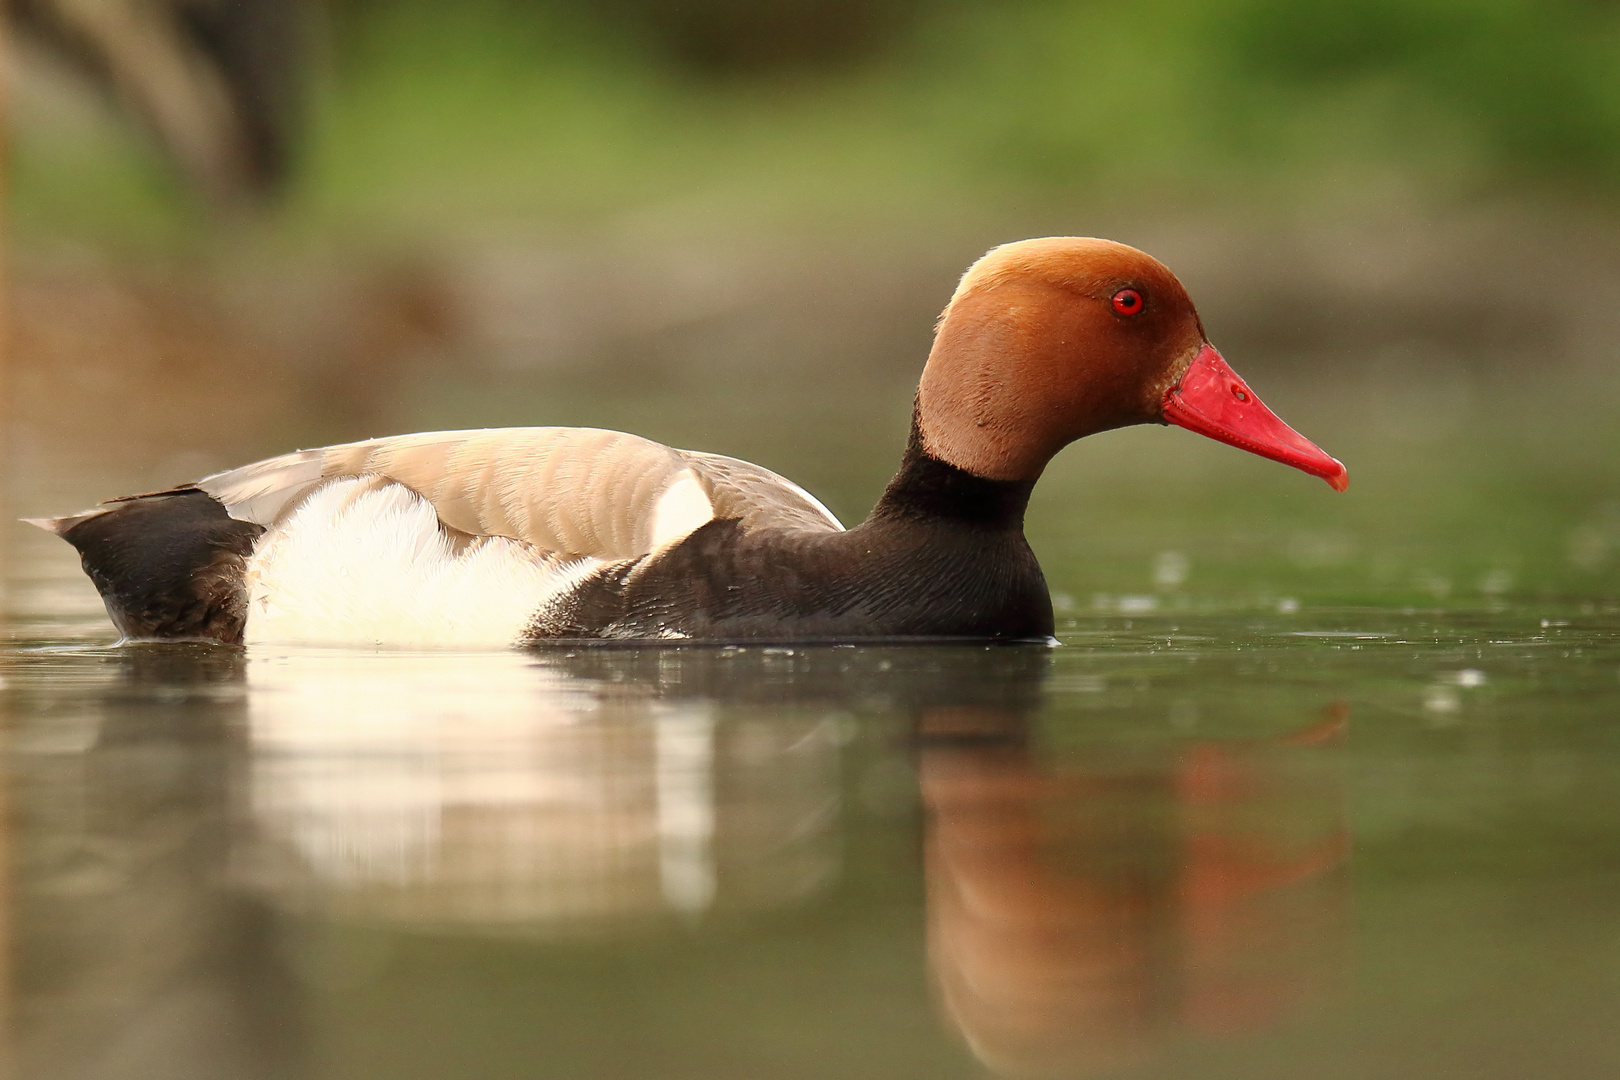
(13, 0, 1620, 241)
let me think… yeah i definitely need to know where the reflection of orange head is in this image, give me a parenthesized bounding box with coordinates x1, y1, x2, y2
(920, 707, 1350, 1079)
(922, 749, 1155, 1079)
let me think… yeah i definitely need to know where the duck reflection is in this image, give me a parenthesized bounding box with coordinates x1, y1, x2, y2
(921, 706, 1350, 1079)
(241, 646, 1056, 934)
(10, 640, 1350, 1077)
(242, 648, 859, 930)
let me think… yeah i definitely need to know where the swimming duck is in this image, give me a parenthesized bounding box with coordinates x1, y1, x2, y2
(32, 237, 1346, 647)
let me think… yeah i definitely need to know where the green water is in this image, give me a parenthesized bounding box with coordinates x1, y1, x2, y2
(4, 358, 1619, 1079)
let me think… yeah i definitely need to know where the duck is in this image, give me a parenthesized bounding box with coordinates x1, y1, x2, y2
(31, 237, 1347, 648)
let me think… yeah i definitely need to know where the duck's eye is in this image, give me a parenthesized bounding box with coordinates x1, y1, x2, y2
(1111, 288, 1144, 316)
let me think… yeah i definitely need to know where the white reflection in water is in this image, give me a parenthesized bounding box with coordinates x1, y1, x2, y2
(655, 705, 718, 913)
(242, 648, 838, 930)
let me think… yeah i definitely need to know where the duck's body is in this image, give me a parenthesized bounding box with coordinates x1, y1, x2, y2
(34, 238, 1346, 648)
(45, 425, 1050, 646)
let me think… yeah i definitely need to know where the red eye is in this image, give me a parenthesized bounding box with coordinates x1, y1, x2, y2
(1111, 288, 1144, 316)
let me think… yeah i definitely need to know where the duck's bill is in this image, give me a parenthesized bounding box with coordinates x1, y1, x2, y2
(1162, 345, 1349, 492)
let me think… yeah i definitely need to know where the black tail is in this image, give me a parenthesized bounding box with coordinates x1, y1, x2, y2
(33, 489, 266, 644)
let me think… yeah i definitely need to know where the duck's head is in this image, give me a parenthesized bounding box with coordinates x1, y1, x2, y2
(918, 237, 1348, 491)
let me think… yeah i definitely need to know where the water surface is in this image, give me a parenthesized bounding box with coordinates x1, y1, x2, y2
(5, 516, 1619, 1079)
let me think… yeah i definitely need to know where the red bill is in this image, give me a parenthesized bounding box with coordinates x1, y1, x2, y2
(1163, 345, 1349, 492)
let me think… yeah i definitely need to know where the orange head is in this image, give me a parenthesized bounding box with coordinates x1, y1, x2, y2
(917, 238, 1346, 491)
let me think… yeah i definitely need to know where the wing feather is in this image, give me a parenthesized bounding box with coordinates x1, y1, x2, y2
(186, 427, 842, 562)
(682, 452, 844, 534)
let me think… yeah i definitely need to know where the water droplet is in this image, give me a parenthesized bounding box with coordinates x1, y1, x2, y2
(1153, 551, 1189, 588)
(1424, 686, 1461, 713)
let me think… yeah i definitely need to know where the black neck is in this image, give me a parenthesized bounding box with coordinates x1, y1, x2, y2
(866, 415, 1036, 531)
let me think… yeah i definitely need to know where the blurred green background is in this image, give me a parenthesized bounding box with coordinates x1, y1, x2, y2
(14, 0, 1620, 244)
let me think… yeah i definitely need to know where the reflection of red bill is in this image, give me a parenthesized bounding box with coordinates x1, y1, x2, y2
(1164, 345, 1349, 492)
(1175, 709, 1352, 1036)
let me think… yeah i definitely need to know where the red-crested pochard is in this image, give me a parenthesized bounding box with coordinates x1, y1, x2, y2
(32, 238, 1346, 647)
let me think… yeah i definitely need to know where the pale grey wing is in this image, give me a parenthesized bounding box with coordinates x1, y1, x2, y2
(679, 451, 845, 534)
(195, 427, 718, 559)
(193, 446, 326, 526)
(33, 429, 842, 554)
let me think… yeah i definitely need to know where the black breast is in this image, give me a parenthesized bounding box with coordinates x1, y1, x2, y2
(528, 433, 1055, 643)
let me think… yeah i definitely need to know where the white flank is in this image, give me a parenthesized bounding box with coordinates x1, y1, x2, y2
(243, 479, 602, 648)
